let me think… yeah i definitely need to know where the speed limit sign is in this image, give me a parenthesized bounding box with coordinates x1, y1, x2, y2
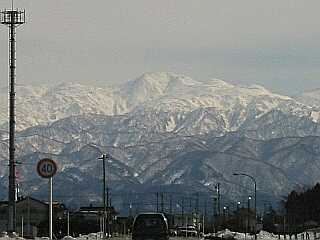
(37, 158, 57, 178)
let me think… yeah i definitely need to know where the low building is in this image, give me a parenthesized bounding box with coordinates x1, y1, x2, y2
(0, 201, 8, 233)
(0, 196, 67, 238)
(70, 205, 119, 236)
(112, 216, 133, 235)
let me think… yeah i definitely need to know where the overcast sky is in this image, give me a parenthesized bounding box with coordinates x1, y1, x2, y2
(1, 0, 320, 95)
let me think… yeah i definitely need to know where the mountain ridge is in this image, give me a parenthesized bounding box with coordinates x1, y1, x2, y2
(2, 72, 316, 131)
(0, 72, 320, 211)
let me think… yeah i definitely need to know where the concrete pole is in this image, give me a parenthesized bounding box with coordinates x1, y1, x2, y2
(67, 211, 70, 236)
(161, 192, 164, 213)
(203, 214, 205, 236)
(27, 197, 30, 236)
(21, 216, 23, 238)
(98, 154, 110, 239)
(156, 192, 159, 212)
(185, 215, 188, 238)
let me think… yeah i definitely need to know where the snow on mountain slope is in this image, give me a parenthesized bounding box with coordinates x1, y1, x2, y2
(0, 83, 123, 130)
(118, 72, 198, 103)
(126, 73, 317, 133)
(2, 115, 320, 203)
(2, 72, 320, 206)
(1, 72, 318, 133)
(148, 134, 320, 197)
(295, 88, 320, 112)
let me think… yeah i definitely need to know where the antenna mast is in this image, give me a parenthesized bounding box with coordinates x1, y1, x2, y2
(1, 5, 26, 233)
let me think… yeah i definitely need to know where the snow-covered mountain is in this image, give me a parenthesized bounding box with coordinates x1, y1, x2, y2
(0, 72, 319, 209)
(1, 114, 320, 208)
(1, 72, 319, 132)
(295, 88, 320, 110)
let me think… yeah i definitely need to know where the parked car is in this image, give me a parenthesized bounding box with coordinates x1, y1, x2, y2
(132, 213, 169, 240)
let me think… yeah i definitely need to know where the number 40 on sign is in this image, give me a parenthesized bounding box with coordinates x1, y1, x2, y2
(37, 158, 57, 178)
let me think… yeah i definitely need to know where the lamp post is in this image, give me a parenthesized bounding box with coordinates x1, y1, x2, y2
(215, 183, 221, 216)
(223, 206, 227, 227)
(237, 201, 241, 232)
(248, 196, 252, 235)
(233, 173, 257, 240)
(237, 201, 241, 211)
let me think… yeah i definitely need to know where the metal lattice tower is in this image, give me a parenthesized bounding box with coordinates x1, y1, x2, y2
(1, 7, 25, 233)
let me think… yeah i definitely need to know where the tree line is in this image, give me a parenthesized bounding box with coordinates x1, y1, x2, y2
(263, 183, 320, 233)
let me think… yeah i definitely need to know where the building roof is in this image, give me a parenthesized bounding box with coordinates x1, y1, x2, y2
(0, 201, 8, 207)
(78, 205, 118, 215)
(17, 196, 47, 205)
(17, 196, 66, 210)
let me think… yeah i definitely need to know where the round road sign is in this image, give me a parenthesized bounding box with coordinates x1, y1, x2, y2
(37, 158, 57, 178)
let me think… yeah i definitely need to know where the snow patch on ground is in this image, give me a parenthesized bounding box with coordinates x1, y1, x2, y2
(215, 229, 280, 240)
(0, 230, 317, 240)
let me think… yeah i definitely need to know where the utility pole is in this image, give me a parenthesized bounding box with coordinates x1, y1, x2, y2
(181, 197, 184, 218)
(99, 154, 110, 239)
(196, 192, 199, 214)
(169, 194, 173, 228)
(21, 216, 23, 238)
(156, 192, 159, 212)
(169, 194, 172, 214)
(67, 211, 70, 237)
(213, 197, 217, 233)
(107, 187, 109, 207)
(196, 192, 199, 231)
(204, 200, 207, 223)
(204, 200, 207, 235)
(213, 197, 217, 217)
(215, 183, 221, 216)
(1, 6, 26, 234)
(106, 187, 110, 237)
(161, 192, 164, 213)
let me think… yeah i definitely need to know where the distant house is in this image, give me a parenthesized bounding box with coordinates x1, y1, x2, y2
(113, 216, 134, 235)
(0, 201, 8, 232)
(231, 208, 257, 233)
(70, 205, 119, 236)
(169, 213, 199, 228)
(0, 196, 66, 238)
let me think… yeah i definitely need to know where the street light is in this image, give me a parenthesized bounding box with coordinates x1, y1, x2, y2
(233, 173, 257, 240)
(247, 196, 252, 236)
(223, 206, 227, 228)
(237, 201, 241, 232)
(237, 201, 241, 211)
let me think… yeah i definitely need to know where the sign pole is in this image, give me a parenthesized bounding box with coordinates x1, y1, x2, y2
(49, 177, 53, 240)
(36, 158, 57, 240)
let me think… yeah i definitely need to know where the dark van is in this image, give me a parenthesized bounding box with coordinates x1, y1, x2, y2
(132, 213, 169, 240)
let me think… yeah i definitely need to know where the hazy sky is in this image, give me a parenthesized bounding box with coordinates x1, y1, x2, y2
(1, 0, 320, 95)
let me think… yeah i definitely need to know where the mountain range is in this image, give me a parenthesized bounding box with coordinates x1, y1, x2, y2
(0, 72, 320, 212)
